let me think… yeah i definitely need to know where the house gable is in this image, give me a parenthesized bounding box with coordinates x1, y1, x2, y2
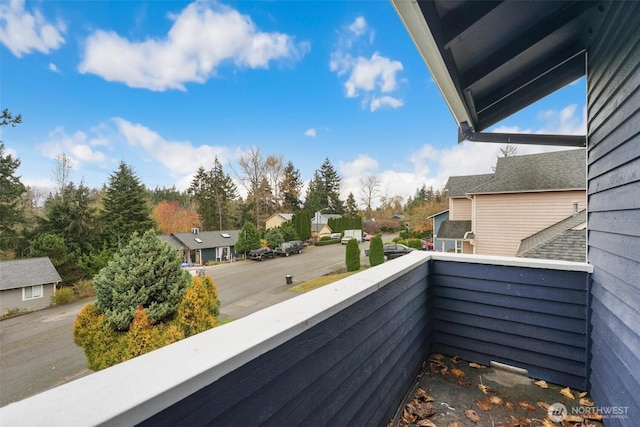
(0, 257, 62, 291)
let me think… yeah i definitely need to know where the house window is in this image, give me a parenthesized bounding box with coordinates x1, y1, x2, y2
(23, 285, 43, 300)
(455, 240, 462, 253)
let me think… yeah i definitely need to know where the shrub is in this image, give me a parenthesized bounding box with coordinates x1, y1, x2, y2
(1, 308, 22, 318)
(345, 239, 361, 272)
(397, 239, 407, 246)
(73, 279, 95, 299)
(407, 238, 423, 250)
(51, 287, 76, 305)
(176, 276, 218, 337)
(368, 235, 384, 267)
(315, 238, 340, 246)
(392, 236, 402, 242)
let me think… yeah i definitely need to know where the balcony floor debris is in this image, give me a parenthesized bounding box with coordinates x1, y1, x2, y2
(391, 354, 604, 427)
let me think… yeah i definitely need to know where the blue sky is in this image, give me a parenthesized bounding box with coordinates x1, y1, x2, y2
(1, 0, 586, 207)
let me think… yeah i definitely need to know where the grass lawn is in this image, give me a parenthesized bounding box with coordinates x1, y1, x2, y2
(288, 268, 368, 293)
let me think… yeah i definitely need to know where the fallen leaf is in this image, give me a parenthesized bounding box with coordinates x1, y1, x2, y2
(564, 414, 583, 422)
(429, 354, 444, 362)
(416, 420, 437, 427)
(541, 418, 556, 427)
(504, 402, 516, 411)
(416, 387, 434, 402)
(579, 391, 588, 398)
(560, 387, 575, 399)
(447, 422, 462, 427)
(476, 399, 493, 411)
(469, 362, 486, 369)
(464, 409, 481, 423)
(534, 380, 549, 389)
(518, 401, 536, 411)
(579, 397, 594, 407)
(537, 401, 550, 410)
(450, 355, 460, 364)
(478, 383, 491, 395)
(451, 368, 466, 378)
(457, 380, 472, 387)
(489, 396, 504, 405)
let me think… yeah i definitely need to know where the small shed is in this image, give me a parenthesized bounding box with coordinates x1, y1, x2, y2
(0, 257, 62, 314)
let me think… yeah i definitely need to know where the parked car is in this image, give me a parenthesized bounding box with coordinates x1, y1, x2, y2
(247, 247, 275, 261)
(273, 240, 304, 257)
(383, 243, 415, 260)
(330, 233, 341, 239)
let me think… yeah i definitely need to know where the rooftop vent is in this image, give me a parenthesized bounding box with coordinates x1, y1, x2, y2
(194, 238, 203, 243)
(572, 201, 579, 216)
(221, 233, 231, 238)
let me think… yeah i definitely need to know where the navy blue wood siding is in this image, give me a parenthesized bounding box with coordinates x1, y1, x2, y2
(430, 260, 590, 390)
(142, 263, 431, 427)
(587, 1, 640, 424)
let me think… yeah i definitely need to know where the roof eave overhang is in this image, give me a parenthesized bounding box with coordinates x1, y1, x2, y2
(390, 0, 473, 128)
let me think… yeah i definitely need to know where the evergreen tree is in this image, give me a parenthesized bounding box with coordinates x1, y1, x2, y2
(0, 143, 27, 253)
(176, 276, 218, 337)
(100, 162, 156, 249)
(280, 161, 303, 212)
(319, 158, 344, 214)
(93, 230, 190, 330)
(264, 228, 284, 248)
(369, 235, 384, 266)
(235, 221, 262, 254)
(303, 171, 325, 214)
(293, 209, 312, 241)
(29, 233, 78, 282)
(279, 222, 299, 241)
(345, 238, 361, 272)
(188, 158, 238, 231)
(345, 192, 358, 217)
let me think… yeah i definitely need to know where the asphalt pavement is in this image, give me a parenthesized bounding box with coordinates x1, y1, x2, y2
(0, 239, 376, 407)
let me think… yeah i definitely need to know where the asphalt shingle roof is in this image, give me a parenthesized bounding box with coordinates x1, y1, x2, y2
(436, 220, 472, 239)
(170, 230, 240, 250)
(517, 210, 587, 262)
(444, 174, 494, 198)
(469, 149, 586, 194)
(0, 257, 62, 291)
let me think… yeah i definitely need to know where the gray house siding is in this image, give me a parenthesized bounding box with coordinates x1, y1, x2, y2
(430, 260, 590, 390)
(142, 263, 431, 427)
(0, 285, 55, 313)
(587, 1, 640, 424)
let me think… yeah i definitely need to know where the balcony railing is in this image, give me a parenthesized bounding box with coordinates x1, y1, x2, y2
(0, 252, 592, 426)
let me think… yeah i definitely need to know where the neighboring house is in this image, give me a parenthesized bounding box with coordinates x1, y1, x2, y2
(428, 209, 455, 252)
(0, 257, 62, 314)
(517, 209, 587, 263)
(311, 222, 333, 240)
(265, 213, 293, 230)
(438, 149, 587, 257)
(161, 229, 240, 265)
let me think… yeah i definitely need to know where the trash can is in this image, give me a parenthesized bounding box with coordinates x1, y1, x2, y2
(285, 275, 293, 285)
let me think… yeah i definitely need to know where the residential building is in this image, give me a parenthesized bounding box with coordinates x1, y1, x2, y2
(0, 258, 61, 313)
(160, 229, 239, 264)
(427, 209, 454, 252)
(438, 149, 587, 257)
(264, 213, 293, 230)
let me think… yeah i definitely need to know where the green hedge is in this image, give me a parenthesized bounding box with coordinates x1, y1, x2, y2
(314, 238, 340, 246)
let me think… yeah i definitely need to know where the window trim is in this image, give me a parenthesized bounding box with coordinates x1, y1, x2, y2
(23, 284, 44, 301)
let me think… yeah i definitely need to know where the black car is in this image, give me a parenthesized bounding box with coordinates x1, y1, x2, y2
(383, 243, 415, 260)
(247, 247, 275, 261)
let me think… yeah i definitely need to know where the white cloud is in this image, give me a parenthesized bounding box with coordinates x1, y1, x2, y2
(113, 118, 234, 176)
(79, 1, 310, 91)
(48, 62, 59, 73)
(38, 127, 108, 169)
(370, 95, 403, 112)
(0, 0, 65, 57)
(330, 17, 403, 110)
(536, 104, 586, 135)
(339, 154, 378, 178)
(304, 128, 316, 137)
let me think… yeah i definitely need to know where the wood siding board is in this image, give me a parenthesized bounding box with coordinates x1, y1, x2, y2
(590, 247, 640, 291)
(587, 0, 640, 419)
(432, 298, 586, 334)
(588, 210, 640, 236)
(588, 231, 640, 264)
(431, 339, 586, 390)
(450, 198, 472, 220)
(588, 134, 640, 179)
(435, 274, 586, 305)
(142, 266, 429, 426)
(275, 285, 429, 425)
(433, 321, 585, 363)
(433, 309, 587, 348)
(432, 261, 589, 290)
(587, 181, 640, 211)
(588, 157, 640, 195)
(432, 286, 586, 319)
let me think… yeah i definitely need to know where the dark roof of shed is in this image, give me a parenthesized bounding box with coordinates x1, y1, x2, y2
(391, 0, 602, 133)
(170, 230, 240, 250)
(469, 149, 586, 194)
(517, 210, 587, 262)
(445, 174, 494, 198)
(0, 257, 62, 291)
(436, 220, 472, 240)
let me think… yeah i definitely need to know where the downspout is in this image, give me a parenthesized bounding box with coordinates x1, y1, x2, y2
(466, 193, 476, 254)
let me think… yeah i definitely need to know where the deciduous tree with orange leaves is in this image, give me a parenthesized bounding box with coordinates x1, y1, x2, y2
(154, 201, 201, 234)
